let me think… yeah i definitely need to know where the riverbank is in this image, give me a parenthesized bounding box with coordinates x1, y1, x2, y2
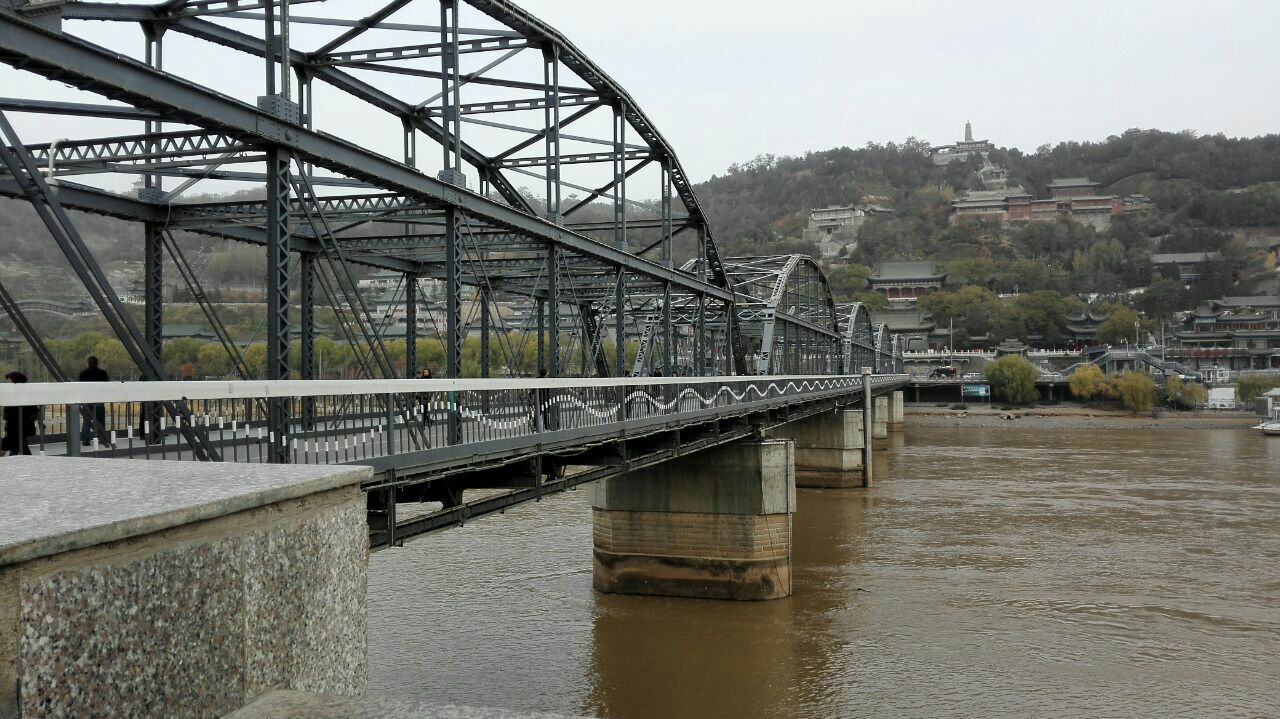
(906, 403, 1261, 430)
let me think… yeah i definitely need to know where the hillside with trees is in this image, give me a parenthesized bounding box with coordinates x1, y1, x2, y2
(689, 129, 1280, 348)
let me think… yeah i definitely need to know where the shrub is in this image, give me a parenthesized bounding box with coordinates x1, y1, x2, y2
(1116, 371, 1156, 414)
(950, 403, 969, 410)
(985, 355, 1040, 404)
(1238, 375, 1280, 403)
(1069, 364, 1106, 400)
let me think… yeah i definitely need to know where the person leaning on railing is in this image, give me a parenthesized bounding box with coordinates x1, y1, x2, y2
(2, 371, 40, 456)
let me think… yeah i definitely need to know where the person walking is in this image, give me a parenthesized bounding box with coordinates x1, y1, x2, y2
(78, 355, 109, 446)
(417, 367, 434, 435)
(2, 371, 39, 456)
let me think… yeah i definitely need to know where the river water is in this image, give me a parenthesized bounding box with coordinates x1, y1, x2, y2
(367, 425, 1280, 718)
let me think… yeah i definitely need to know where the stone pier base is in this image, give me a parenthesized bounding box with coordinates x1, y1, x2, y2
(771, 410, 864, 488)
(589, 439, 795, 601)
(889, 390, 905, 431)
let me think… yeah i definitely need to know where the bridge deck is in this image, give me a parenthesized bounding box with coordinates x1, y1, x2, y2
(0, 375, 907, 545)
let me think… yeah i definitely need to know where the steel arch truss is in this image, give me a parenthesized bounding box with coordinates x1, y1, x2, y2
(838, 302, 876, 374)
(0, 2, 748, 377)
(719, 255, 840, 375)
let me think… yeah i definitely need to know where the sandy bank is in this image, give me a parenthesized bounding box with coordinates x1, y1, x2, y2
(905, 404, 1261, 430)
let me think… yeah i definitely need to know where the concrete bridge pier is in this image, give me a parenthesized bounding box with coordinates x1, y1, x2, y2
(589, 438, 796, 601)
(873, 396, 890, 445)
(771, 410, 864, 488)
(889, 391, 905, 431)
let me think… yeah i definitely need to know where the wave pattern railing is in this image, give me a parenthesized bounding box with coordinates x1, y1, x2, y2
(0, 375, 905, 465)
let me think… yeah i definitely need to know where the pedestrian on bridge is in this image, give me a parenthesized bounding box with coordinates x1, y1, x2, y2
(78, 355, 109, 447)
(2, 371, 39, 456)
(418, 367, 434, 434)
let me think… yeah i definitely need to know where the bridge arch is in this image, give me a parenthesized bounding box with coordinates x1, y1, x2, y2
(718, 255, 840, 375)
(873, 323, 892, 373)
(838, 302, 875, 373)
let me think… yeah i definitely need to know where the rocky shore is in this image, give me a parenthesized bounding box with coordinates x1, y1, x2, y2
(905, 404, 1260, 430)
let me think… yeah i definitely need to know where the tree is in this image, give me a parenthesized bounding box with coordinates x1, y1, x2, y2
(985, 355, 1039, 404)
(1136, 278, 1186, 322)
(197, 342, 235, 378)
(1068, 364, 1106, 400)
(826, 263, 872, 299)
(1095, 306, 1146, 345)
(1115, 371, 1155, 414)
(1238, 375, 1280, 403)
(242, 343, 268, 378)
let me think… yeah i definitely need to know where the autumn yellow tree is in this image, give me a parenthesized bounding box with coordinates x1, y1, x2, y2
(1068, 364, 1106, 400)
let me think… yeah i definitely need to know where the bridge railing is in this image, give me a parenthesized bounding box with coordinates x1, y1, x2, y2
(0, 375, 906, 465)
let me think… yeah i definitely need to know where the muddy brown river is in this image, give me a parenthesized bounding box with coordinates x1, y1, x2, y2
(367, 425, 1280, 718)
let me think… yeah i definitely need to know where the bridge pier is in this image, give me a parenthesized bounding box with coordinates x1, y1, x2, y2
(589, 438, 795, 601)
(771, 410, 864, 488)
(889, 391, 905, 431)
(873, 396, 889, 443)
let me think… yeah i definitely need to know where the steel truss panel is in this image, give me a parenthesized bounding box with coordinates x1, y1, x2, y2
(0, 15, 733, 301)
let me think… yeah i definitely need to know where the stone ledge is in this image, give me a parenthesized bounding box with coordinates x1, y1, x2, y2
(227, 690, 598, 719)
(0, 457, 371, 567)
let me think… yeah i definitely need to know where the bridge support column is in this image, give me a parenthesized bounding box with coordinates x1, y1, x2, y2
(873, 396, 889, 442)
(771, 410, 863, 488)
(589, 438, 795, 601)
(889, 391, 905, 431)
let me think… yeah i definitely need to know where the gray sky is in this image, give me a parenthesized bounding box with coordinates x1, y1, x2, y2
(520, 0, 1280, 181)
(2, 0, 1276, 196)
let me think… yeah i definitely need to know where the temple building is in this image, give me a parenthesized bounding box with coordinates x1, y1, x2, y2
(801, 203, 894, 258)
(953, 176, 1146, 229)
(868, 261, 946, 302)
(1064, 308, 1111, 347)
(1150, 252, 1222, 282)
(869, 304, 948, 351)
(1165, 296, 1280, 371)
(932, 121, 995, 166)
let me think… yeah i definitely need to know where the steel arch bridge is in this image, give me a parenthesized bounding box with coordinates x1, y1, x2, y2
(0, 0, 902, 460)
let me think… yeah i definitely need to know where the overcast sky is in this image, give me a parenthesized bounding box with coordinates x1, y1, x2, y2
(518, 0, 1280, 182)
(3, 0, 1276, 194)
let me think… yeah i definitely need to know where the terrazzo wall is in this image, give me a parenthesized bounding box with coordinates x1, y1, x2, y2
(1, 487, 368, 719)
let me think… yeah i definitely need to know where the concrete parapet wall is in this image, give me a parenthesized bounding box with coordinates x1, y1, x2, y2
(0, 458, 371, 719)
(590, 439, 794, 601)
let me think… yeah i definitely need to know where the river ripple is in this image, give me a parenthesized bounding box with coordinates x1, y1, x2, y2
(368, 425, 1280, 718)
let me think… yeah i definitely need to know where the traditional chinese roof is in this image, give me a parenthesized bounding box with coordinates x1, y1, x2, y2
(1212, 295, 1280, 309)
(1151, 252, 1221, 264)
(163, 324, 215, 339)
(869, 261, 946, 282)
(1048, 177, 1098, 188)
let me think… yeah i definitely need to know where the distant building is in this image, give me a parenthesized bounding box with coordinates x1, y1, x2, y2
(868, 261, 946, 302)
(953, 176, 1144, 229)
(1150, 252, 1222, 282)
(163, 324, 216, 341)
(932, 121, 995, 166)
(1064, 308, 1110, 346)
(801, 203, 893, 258)
(869, 303, 948, 351)
(359, 269, 443, 300)
(1164, 295, 1280, 371)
